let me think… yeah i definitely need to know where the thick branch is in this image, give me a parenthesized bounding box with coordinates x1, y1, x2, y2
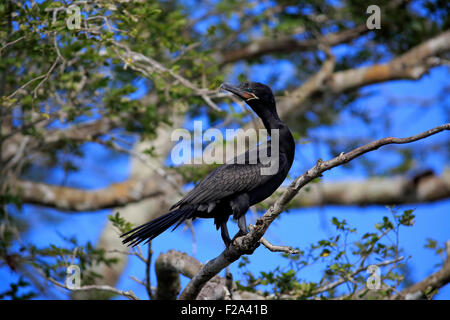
(12, 160, 450, 213)
(179, 123, 450, 300)
(154, 250, 241, 300)
(155, 250, 203, 300)
(216, 0, 412, 64)
(326, 30, 450, 93)
(261, 169, 450, 209)
(43, 117, 121, 145)
(277, 45, 335, 118)
(2, 117, 121, 163)
(275, 30, 450, 118)
(396, 241, 450, 299)
(218, 25, 367, 64)
(12, 177, 164, 212)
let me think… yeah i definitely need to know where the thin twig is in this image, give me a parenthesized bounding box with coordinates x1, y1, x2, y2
(250, 224, 299, 254)
(7, 75, 45, 100)
(32, 57, 61, 98)
(0, 35, 25, 54)
(260, 237, 299, 254)
(109, 39, 221, 111)
(313, 257, 404, 295)
(145, 242, 153, 300)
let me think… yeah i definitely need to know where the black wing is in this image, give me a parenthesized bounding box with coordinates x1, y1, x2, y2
(171, 142, 286, 209)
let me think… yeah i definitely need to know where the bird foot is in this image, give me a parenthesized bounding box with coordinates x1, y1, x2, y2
(223, 237, 232, 249)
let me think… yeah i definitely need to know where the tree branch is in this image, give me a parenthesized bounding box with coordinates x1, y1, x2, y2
(110, 40, 221, 111)
(43, 117, 122, 145)
(154, 250, 243, 300)
(178, 123, 450, 300)
(218, 24, 367, 64)
(12, 177, 164, 212)
(11, 153, 450, 213)
(261, 169, 450, 209)
(216, 0, 413, 64)
(314, 257, 404, 296)
(155, 250, 203, 300)
(395, 241, 450, 299)
(275, 30, 450, 118)
(259, 236, 299, 255)
(277, 45, 335, 118)
(326, 30, 450, 93)
(2, 117, 121, 163)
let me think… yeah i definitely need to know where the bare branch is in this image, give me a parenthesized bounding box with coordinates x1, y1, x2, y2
(261, 169, 450, 209)
(276, 30, 450, 117)
(259, 236, 299, 255)
(326, 30, 450, 93)
(0, 35, 25, 54)
(314, 257, 404, 296)
(145, 243, 153, 299)
(218, 24, 367, 64)
(395, 241, 450, 299)
(155, 250, 203, 300)
(87, 137, 183, 193)
(32, 57, 61, 98)
(12, 177, 164, 212)
(43, 117, 122, 145)
(110, 40, 221, 111)
(153, 250, 242, 300)
(277, 45, 335, 117)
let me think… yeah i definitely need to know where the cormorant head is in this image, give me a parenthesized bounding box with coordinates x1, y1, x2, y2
(220, 82, 277, 118)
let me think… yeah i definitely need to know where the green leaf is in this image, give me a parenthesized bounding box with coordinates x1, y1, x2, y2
(108, 212, 134, 234)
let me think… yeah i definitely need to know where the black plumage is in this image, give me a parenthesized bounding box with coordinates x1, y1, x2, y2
(121, 82, 295, 247)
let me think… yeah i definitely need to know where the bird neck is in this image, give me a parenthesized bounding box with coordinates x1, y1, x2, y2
(260, 109, 295, 163)
(257, 108, 282, 132)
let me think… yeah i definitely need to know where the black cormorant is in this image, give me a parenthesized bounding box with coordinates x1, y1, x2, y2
(121, 82, 295, 247)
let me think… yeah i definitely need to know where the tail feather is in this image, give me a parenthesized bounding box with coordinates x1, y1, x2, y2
(121, 207, 194, 246)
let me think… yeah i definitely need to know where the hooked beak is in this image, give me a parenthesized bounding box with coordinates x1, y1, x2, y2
(220, 83, 259, 101)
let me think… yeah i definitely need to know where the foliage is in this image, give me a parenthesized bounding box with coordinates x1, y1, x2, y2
(108, 212, 134, 234)
(0, 278, 36, 300)
(236, 208, 418, 299)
